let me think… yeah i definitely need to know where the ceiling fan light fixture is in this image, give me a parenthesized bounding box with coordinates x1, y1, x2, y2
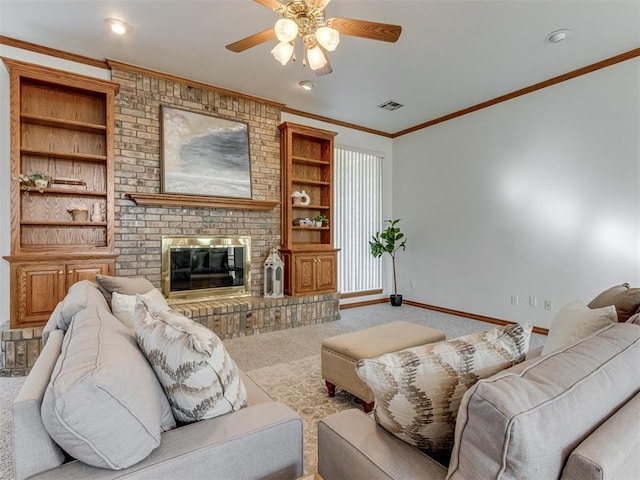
(271, 41, 294, 65)
(275, 18, 298, 42)
(306, 45, 327, 70)
(315, 26, 340, 51)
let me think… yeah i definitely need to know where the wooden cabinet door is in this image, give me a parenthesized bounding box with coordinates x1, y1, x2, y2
(294, 254, 318, 294)
(15, 264, 66, 327)
(316, 253, 337, 292)
(67, 262, 111, 286)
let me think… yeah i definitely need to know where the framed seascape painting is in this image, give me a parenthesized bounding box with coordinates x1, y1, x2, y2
(161, 106, 252, 199)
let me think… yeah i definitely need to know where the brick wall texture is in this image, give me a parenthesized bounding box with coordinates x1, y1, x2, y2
(111, 67, 282, 296)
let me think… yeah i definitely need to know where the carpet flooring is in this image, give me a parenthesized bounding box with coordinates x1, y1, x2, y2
(0, 303, 545, 479)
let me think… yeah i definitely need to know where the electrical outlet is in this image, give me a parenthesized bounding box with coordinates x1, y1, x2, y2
(529, 296, 538, 308)
(410, 281, 416, 289)
(510, 295, 519, 306)
(544, 300, 553, 311)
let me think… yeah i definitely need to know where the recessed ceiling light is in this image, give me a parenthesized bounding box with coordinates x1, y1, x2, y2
(105, 18, 132, 35)
(299, 80, 315, 91)
(546, 29, 570, 44)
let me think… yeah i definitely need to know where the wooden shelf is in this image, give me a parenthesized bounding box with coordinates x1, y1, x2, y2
(293, 226, 330, 231)
(292, 204, 330, 210)
(292, 178, 331, 186)
(20, 220, 107, 227)
(127, 193, 280, 211)
(292, 156, 330, 166)
(21, 113, 107, 134)
(21, 147, 107, 163)
(21, 186, 107, 196)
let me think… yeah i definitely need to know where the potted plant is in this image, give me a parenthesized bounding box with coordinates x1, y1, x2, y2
(369, 218, 407, 306)
(12, 171, 52, 194)
(315, 214, 328, 227)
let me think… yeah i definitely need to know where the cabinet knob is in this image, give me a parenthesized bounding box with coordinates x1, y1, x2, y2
(58, 271, 64, 274)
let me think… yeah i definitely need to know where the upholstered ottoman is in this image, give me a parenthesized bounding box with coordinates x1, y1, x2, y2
(321, 321, 445, 412)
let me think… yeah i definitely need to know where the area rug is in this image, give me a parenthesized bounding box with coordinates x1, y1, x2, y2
(0, 377, 25, 480)
(246, 354, 360, 476)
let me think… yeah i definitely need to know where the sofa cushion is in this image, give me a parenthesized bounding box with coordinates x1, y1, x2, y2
(588, 283, 640, 322)
(55, 280, 110, 331)
(542, 300, 617, 355)
(356, 323, 531, 465)
(111, 288, 169, 329)
(447, 323, 640, 480)
(94, 274, 155, 303)
(134, 296, 248, 424)
(41, 305, 176, 470)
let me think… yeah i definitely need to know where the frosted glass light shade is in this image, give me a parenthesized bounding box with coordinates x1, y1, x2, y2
(315, 26, 340, 51)
(275, 18, 298, 42)
(271, 41, 294, 65)
(307, 46, 327, 70)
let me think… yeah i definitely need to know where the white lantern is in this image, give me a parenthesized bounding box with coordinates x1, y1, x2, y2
(264, 246, 284, 298)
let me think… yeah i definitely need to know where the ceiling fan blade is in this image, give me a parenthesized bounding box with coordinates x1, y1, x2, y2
(253, 0, 284, 11)
(326, 17, 402, 43)
(225, 28, 277, 53)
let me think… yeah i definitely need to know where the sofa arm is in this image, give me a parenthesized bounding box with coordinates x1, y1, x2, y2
(30, 402, 303, 480)
(318, 409, 447, 480)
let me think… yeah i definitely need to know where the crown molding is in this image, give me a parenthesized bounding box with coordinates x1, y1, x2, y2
(0, 35, 108, 69)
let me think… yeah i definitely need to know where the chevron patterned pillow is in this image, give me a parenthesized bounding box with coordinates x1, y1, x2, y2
(356, 323, 531, 466)
(134, 296, 247, 424)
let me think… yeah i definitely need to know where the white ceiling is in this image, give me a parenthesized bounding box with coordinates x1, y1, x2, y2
(1, 0, 639, 134)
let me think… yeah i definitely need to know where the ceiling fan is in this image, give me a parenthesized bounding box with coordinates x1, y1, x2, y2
(225, 0, 402, 76)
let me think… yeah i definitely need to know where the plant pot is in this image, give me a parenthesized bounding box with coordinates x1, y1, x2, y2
(70, 209, 89, 222)
(34, 178, 49, 190)
(390, 294, 403, 307)
(315, 221, 323, 227)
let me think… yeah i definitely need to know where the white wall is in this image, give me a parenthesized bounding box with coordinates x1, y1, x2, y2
(281, 113, 394, 305)
(0, 46, 109, 330)
(393, 59, 640, 328)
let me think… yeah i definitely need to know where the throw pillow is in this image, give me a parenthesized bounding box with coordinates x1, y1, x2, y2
(541, 300, 617, 355)
(587, 283, 640, 322)
(627, 312, 640, 326)
(94, 274, 155, 303)
(42, 305, 176, 470)
(134, 297, 248, 424)
(111, 288, 169, 329)
(356, 323, 531, 465)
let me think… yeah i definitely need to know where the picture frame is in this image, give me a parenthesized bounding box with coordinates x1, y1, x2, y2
(161, 106, 252, 199)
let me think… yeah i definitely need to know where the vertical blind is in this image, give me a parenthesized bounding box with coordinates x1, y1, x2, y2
(334, 146, 383, 294)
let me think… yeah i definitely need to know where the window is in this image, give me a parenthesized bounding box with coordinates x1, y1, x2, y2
(334, 146, 383, 295)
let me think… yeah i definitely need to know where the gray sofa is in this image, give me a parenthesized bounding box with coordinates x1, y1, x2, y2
(318, 322, 640, 480)
(13, 281, 304, 480)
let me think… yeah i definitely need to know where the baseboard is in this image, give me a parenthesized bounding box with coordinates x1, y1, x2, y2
(403, 300, 549, 336)
(339, 298, 387, 310)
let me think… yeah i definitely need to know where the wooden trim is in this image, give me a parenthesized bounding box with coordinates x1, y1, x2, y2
(340, 289, 384, 299)
(403, 300, 549, 336)
(340, 298, 387, 309)
(107, 59, 286, 109)
(0, 36, 108, 69)
(126, 193, 280, 211)
(393, 47, 640, 138)
(282, 106, 393, 138)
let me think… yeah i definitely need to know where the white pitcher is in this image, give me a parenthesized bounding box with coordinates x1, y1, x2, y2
(91, 202, 104, 222)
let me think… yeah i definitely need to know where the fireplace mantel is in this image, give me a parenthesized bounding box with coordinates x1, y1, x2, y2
(126, 193, 280, 211)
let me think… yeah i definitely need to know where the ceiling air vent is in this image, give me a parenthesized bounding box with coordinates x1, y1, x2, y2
(377, 100, 404, 111)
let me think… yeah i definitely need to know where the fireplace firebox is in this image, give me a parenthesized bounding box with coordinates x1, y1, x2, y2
(161, 235, 251, 301)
